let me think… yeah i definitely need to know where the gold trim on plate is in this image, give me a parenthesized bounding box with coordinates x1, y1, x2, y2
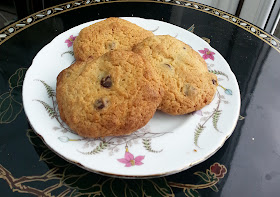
(0, 0, 280, 53)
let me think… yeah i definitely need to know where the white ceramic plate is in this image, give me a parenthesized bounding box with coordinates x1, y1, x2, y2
(23, 17, 240, 178)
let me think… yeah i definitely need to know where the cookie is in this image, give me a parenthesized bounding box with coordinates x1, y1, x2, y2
(56, 50, 163, 138)
(73, 17, 154, 61)
(133, 35, 218, 115)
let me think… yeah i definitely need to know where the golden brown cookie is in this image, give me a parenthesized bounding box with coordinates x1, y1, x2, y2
(133, 35, 218, 115)
(56, 50, 163, 138)
(73, 17, 154, 61)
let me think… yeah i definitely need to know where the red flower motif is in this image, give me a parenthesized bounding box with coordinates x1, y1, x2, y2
(210, 163, 227, 179)
(198, 48, 215, 60)
(65, 35, 76, 47)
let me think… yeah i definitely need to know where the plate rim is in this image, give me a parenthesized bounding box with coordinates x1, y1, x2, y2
(22, 17, 241, 178)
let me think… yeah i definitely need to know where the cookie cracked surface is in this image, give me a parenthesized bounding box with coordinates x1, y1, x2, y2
(56, 50, 163, 137)
(133, 35, 218, 115)
(73, 17, 154, 61)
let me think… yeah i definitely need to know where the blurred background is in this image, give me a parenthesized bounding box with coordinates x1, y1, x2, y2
(0, 0, 280, 37)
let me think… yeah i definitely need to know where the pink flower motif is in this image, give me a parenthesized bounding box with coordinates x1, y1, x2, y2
(198, 48, 215, 60)
(192, 110, 203, 116)
(117, 150, 145, 167)
(65, 35, 76, 47)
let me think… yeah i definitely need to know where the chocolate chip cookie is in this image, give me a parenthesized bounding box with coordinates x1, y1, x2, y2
(133, 35, 218, 115)
(73, 17, 154, 61)
(56, 50, 163, 138)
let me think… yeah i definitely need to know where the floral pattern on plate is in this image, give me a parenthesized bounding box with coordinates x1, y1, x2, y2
(22, 17, 240, 177)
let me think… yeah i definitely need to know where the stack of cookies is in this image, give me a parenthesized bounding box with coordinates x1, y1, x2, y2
(56, 18, 217, 138)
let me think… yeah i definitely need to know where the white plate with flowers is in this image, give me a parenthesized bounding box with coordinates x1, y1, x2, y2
(22, 17, 240, 178)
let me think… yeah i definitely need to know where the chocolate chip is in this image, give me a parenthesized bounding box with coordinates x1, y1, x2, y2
(165, 64, 172, 68)
(212, 79, 217, 85)
(183, 47, 186, 49)
(101, 75, 112, 88)
(94, 98, 107, 110)
(163, 63, 172, 70)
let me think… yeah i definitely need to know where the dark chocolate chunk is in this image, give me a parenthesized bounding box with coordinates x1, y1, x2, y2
(101, 75, 112, 88)
(163, 63, 172, 70)
(212, 79, 217, 85)
(94, 98, 106, 110)
(165, 63, 172, 69)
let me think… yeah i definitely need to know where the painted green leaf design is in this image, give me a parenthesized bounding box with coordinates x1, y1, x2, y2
(206, 169, 218, 182)
(142, 138, 162, 153)
(35, 100, 56, 118)
(239, 115, 245, 120)
(208, 69, 229, 80)
(26, 129, 46, 148)
(212, 110, 222, 131)
(124, 180, 143, 197)
(27, 129, 69, 167)
(116, 179, 136, 197)
(210, 185, 219, 192)
(102, 178, 142, 197)
(101, 179, 115, 196)
(10, 86, 23, 104)
(184, 188, 200, 197)
(61, 51, 74, 57)
(69, 187, 102, 197)
(194, 124, 205, 147)
(36, 80, 55, 98)
(0, 90, 22, 124)
(194, 171, 210, 182)
(39, 149, 58, 162)
(8, 68, 27, 88)
(187, 24, 195, 33)
(0, 68, 27, 124)
(142, 178, 174, 197)
(79, 141, 108, 155)
(225, 89, 232, 95)
(61, 165, 98, 187)
(59, 165, 106, 196)
(26, 129, 143, 196)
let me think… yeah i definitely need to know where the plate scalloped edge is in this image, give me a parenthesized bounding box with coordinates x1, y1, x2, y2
(22, 17, 241, 178)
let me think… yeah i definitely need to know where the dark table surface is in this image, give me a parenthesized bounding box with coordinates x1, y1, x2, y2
(1, 0, 280, 196)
